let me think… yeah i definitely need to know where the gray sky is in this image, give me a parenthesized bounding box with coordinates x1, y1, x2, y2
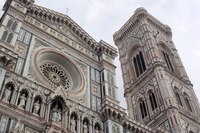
(1, 0, 200, 109)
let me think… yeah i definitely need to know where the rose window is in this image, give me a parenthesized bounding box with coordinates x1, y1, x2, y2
(40, 63, 71, 90)
(32, 48, 86, 97)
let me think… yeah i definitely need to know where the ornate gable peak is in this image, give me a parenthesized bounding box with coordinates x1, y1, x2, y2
(28, 5, 97, 47)
(113, 7, 172, 43)
(27, 4, 117, 59)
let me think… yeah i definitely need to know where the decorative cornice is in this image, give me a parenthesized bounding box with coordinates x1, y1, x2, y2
(26, 4, 117, 59)
(113, 7, 172, 43)
(100, 99, 164, 133)
(3, 0, 35, 11)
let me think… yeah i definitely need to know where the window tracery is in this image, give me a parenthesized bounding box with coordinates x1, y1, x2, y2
(40, 63, 71, 90)
(174, 87, 183, 106)
(139, 99, 148, 119)
(7, 19, 18, 30)
(1, 31, 13, 44)
(162, 51, 174, 72)
(148, 91, 158, 111)
(183, 93, 192, 112)
(133, 51, 146, 77)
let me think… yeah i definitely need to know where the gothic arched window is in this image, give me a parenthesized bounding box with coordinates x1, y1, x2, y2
(139, 99, 147, 119)
(7, 19, 18, 30)
(133, 51, 146, 77)
(1, 31, 13, 44)
(7, 19, 13, 28)
(184, 93, 192, 112)
(7, 33, 13, 43)
(12, 21, 18, 30)
(174, 87, 182, 106)
(148, 91, 158, 111)
(162, 51, 174, 72)
(1, 31, 8, 41)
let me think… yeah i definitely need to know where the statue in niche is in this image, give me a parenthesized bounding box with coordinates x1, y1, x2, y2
(71, 116, 76, 132)
(11, 119, 22, 133)
(52, 105, 62, 122)
(95, 126, 100, 133)
(33, 100, 40, 115)
(18, 93, 27, 108)
(83, 121, 88, 133)
(57, 109, 62, 121)
(3, 86, 12, 102)
(112, 125, 119, 133)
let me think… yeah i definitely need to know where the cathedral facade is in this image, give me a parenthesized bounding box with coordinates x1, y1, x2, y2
(0, 0, 199, 133)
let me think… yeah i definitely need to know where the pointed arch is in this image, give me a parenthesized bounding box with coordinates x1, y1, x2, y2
(93, 117, 103, 132)
(158, 42, 175, 72)
(82, 112, 92, 125)
(19, 85, 32, 96)
(148, 90, 158, 111)
(7, 33, 13, 43)
(33, 91, 45, 103)
(183, 92, 192, 112)
(51, 95, 67, 111)
(139, 98, 148, 119)
(128, 44, 147, 78)
(173, 87, 183, 106)
(7, 19, 13, 28)
(12, 21, 18, 30)
(1, 31, 8, 41)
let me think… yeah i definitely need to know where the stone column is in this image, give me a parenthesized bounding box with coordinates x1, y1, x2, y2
(68, 113, 71, 130)
(25, 95, 32, 111)
(89, 123, 92, 133)
(80, 117, 83, 133)
(40, 102, 45, 118)
(10, 90, 17, 105)
(45, 100, 52, 121)
(62, 110, 68, 129)
(0, 85, 6, 99)
(29, 95, 34, 113)
(77, 117, 80, 133)
(0, 69, 6, 93)
(15, 90, 20, 106)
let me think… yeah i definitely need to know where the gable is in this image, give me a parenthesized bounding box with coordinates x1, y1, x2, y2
(27, 4, 99, 53)
(26, 4, 117, 59)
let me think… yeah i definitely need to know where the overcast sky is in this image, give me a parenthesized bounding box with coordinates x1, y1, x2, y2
(1, 0, 200, 109)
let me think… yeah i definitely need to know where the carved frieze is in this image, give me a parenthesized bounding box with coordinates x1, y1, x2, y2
(25, 16, 98, 62)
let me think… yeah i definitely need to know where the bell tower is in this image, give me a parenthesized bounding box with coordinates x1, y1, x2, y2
(114, 8, 200, 133)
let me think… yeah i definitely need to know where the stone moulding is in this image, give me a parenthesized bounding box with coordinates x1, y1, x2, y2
(31, 47, 86, 98)
(113, 7, 172, 43)
(27, 4, 118, 59)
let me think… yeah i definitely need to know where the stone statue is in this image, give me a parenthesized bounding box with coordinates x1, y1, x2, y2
(33, 100, 40, 115)
(3, 86, 12, 102)
(11, 119, 22, 133)
(57, 109, 62, 121)
(83, 121, 88, 133)
(52, 105, 62, 122)
(18, 93, 26, 108)
(71, 116, 76, 132)
(95, 126, 100, 133)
